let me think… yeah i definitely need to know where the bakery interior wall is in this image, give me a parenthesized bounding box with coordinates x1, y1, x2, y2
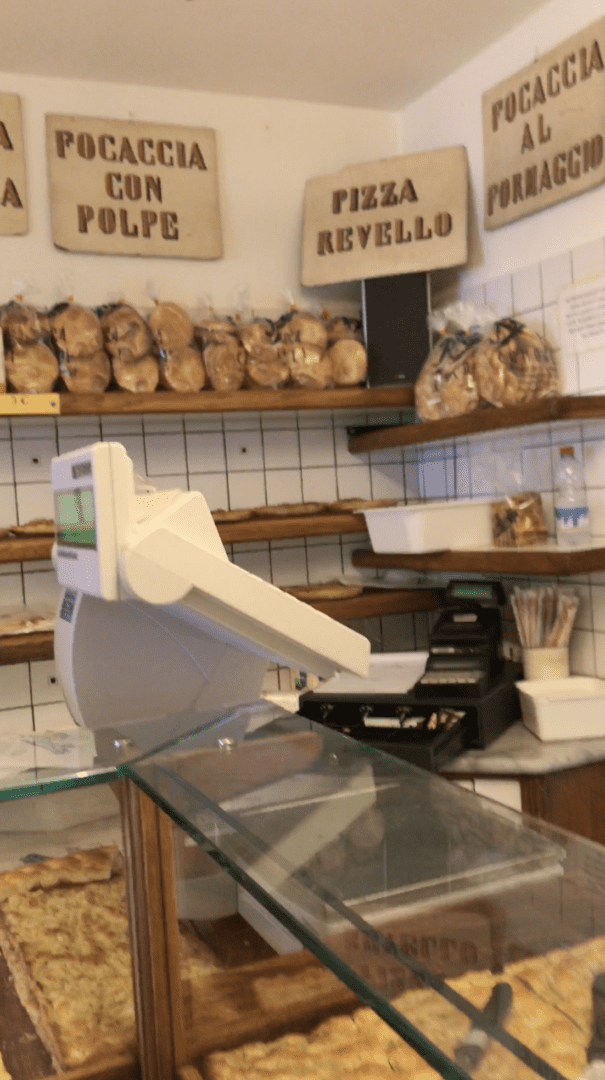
(2, 0, 605, 802)
(0, 69, 411, 735)
(390, 0, 605, 714)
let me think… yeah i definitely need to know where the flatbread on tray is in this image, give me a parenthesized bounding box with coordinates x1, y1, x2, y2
(326, 498, 398, 513)
(253, 502, 328, 519)
(282, 582, 364, 602)
(211, 508, 254, 523)
(9, 519, 55, 537)
(0, 847, 221, 1072)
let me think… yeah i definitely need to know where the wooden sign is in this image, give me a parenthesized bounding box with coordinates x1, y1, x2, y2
(301, 146, 468, 287)
(46, 115, 222, 259)
(483, 18, 605, 230)
(0, 94, 27, 235)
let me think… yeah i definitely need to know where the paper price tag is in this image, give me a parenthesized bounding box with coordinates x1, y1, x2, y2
(0, 393, 61, 415)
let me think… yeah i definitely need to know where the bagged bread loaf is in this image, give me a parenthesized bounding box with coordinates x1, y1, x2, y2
(277, 309, 328, 350)
(415, 333, 482, 420)
(0, 300, 49, 345)
(99, 303, 155, 364)
(474, 318, 559, 407)
(61, 351, 112, 393)
(158, 345, 206, 392)
(50, 302, 104, 358)
(195, 316, 246, 392)
(491, 492, 548, 547)
(112, 353, 159, 393)
(5, 341, 59, 393)
(280, 342, 333, 390)
(49, 302, 111, 393)
(414, 302, 492, 421)
(238, 318, 289, 389)
(328, 338, 367, 386)
(148, 300, 194, 351)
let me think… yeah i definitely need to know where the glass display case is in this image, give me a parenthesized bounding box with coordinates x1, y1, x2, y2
(1, 708, 605, 1080)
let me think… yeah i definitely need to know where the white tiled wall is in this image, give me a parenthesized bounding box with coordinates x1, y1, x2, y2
(2, 233, 605, 735)
(0, 405, 432, 732)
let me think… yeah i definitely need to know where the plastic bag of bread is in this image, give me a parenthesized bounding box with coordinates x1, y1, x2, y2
(238, 318, 288, 390)
(98, 302, 155, 364)
(276, 308, 328, 350)
(0, 299, 50, 346)
(1, 298, 58, 393)
(474, 317, 559, 407)
(414, 303, 493, 421)
(158, 345, 206, 392)
(147, 300, 205, 391)
(280, 342, 333, 390)
(195, 314, 245, 392)
(48, 301, 111, 393)
(327, 338, 367, 386)
(5, 340, 59, 393)
(148, 300, 194, 352)
(491, 492, 548, 547)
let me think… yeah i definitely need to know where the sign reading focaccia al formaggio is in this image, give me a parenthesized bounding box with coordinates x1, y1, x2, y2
(0, 93, 27, 235)
(46, 114, 222, 259)
(301, 146, 468, 287)
(483, 18, 605, 230)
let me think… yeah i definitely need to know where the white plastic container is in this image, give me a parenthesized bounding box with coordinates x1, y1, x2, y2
(516, 676, 605, 741)
(362, 499, 493, 554)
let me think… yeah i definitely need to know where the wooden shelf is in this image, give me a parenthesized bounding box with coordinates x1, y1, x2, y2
(0, 386, 414, 418)
(0, 631, 54, 666)
(352, 544, 605, 577)
(0, 536, 55, 563)
(0, 590, 443, 664)
(307, 587, 443, 621)
(348, 394, 605, 453)
(0, 515, 371, 564)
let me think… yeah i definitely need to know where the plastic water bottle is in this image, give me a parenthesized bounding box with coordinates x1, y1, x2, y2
(554, 445, 590, 547)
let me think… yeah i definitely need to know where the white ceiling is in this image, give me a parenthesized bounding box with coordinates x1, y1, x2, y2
(3, 0, 550, 110)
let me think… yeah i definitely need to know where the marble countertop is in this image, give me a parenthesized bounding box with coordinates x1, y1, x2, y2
(442, 721, 605, 776)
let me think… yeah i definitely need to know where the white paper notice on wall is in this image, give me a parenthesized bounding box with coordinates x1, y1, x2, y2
(0, 93, 28, 235)
(559, 276, 605, 354)
(46, 114, 222, 260)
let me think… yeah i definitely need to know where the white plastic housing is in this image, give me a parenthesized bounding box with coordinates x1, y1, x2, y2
(52, 442, 369, 731)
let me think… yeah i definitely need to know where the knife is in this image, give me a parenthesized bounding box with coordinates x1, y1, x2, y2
(454, 981, 513, 1073)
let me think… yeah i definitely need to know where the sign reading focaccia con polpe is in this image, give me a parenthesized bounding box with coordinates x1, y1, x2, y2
(46, 114, 222, 259)
(0, 93, 27, 235)
(301, 146, 468, 287)
(483, 18, 605, 230)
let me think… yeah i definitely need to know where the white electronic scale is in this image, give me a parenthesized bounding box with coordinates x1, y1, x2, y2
(51, 441, 369, 746)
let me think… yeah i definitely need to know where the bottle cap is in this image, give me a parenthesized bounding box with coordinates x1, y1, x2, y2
(560, 446, 574, 457)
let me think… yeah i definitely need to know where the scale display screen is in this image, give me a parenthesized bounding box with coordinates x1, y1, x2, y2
(55, 488, 96, 548)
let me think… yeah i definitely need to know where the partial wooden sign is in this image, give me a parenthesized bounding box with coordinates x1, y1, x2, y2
(301, 146, 468, 287)
(483, 18, 605, 230)
(46, 114, 222, 259)
(0, 93, 28, 235)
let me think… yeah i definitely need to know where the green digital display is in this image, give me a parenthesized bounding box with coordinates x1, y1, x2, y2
(450, 582, 494, 601)
(56, 489, 96, 547)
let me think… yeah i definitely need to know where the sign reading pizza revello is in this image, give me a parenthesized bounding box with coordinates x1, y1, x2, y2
(0, 93, 27, 235)
(483, 18, 605, 230)
(301, 147, 468, 287)
(46, 115, 222, 259)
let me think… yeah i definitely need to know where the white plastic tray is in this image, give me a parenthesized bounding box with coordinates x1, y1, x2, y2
(362, 499, 493, 554)
(517, 676, 605, 741)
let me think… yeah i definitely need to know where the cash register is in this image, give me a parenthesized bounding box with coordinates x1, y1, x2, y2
(415, 579, 506, 698)
(299, 580, 521, 770)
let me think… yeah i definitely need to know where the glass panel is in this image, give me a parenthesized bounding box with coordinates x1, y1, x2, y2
(130, 713, 599, 1080)
(0, 702, 285, 801)
(0, 781, 128, 1077)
